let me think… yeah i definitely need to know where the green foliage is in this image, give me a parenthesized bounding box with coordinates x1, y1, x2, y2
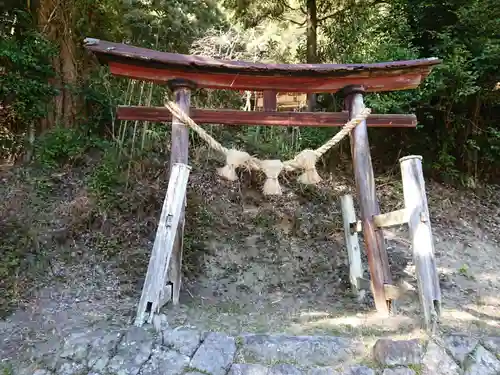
(87, 150, 125, 204)
(3, 0, 500, 184)
(224, 0, 500, 182)
(119, 0, 225, 52)
(0, 26, 58, 123)
(400, 0, 500, 182)
(0, 363, 14, 375)
(77, 67, 122, 134)
(34, 126, 110, 168)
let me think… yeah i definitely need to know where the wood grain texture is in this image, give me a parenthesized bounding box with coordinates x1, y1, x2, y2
(85, 38, 441, 74)
(168, 84, 191, 306)
(400, 155, 441, 330)
(108, 61, 431, 93)
(117, 106, 418, 128)
(347, 90, 392, 314)
(84, 38, 440, 94)
(373, 209, 409, 228)
(134, 163, 191, 326)
(340, 194, 363, 295)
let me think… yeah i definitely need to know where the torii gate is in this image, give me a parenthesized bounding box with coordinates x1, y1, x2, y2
(84, 38, 442, 331)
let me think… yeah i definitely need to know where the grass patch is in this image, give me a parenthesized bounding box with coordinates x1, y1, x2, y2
(235, 336, 244, 349)
(408, 363, 423, 374)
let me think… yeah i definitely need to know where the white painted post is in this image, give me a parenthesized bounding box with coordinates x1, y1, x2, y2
(340, 194, 363, 295)
(134, 163, 191, 327)
(400, 155, 441, 330)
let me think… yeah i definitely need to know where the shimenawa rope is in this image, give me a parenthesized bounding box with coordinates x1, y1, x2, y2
(164, 100, 371, 195)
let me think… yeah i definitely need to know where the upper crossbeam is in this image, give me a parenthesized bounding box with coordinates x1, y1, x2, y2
(84, 38, 440, 93)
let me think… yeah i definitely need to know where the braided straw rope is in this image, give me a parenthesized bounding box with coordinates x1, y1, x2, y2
(165, 100, 371, 195)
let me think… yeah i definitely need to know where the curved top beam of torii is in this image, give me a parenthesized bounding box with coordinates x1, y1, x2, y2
(84, 38, 440, 93)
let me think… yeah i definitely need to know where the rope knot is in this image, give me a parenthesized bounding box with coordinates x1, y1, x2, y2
(217, 149, 253, 181)
(259, 159, 284, 195)
(292, 149, 322, 184)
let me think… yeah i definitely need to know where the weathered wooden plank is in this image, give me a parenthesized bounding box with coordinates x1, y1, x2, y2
(373, 209, 409, 228)
(167, 80, 193, 306)
(400, 155, 441, 331)
(340, 195, 363, 295)
(84, 38, 441, 93)
(109, 61, 431, 93)
(85, 38, 441, 74)
(117, 106, 418, 128)
(134, 163, 191, 326)
(345, 86, 392, 314)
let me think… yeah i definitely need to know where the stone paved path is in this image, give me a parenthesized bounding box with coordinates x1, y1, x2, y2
(3, 315, 500, 375)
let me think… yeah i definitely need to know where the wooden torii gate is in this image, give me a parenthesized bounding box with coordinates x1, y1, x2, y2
(84, 38, 442, 330)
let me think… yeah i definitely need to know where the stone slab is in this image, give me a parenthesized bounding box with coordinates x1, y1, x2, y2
(443, 335, 478, 365)
(308, 368, 341, 375)
(163, 327, 202, 357)
(229, 363, 270, 375)
(341, 366, 375, 375)
(189, 332, 236, 375)
(106, 327, 155, 375)
(382, 368, 416, 375)
(55, 361, 87, 375)
(373, 339, 422, 366)
(464, 345, 500, 375)
(87, 330, 123, 372)
(482, 337, 500, 356)
(268, 364, 304, 375)
(139, 347, 189, 375)
(238, 334, 363, 367)
(422, 341, 460, 375)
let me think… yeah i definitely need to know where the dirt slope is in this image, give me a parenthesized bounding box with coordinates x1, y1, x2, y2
(1, 148, 500, 361)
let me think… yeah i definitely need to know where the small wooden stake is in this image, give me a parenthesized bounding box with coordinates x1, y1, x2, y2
(344, 86, 392, 314)
(167, 79, 195, 305)
(400, 155, 441, 330)
(340, 194, 363, 294)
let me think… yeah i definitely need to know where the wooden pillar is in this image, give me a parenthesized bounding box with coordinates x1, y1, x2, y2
(400, 155, 441, 330)
(166, 79, 195, 305)
(263, 90, 277, 111)
(343, 85, 392, 314)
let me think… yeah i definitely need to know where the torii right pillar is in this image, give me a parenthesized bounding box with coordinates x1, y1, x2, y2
(343, 85, 393, 314)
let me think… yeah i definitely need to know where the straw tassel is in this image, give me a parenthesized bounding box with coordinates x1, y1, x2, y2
(259, 159, 284, 195)
(217, 149, 253, 181)
(292, 149, 322, 184)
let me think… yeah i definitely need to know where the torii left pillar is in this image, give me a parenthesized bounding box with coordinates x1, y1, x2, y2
(166, 79, 196, 304)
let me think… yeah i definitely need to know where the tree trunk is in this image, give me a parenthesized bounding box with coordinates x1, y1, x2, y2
(37, 0, 58, 131)
(306, 0, 318, 111)
(37, 0, 78, 129)
(60, 21, 77, 128)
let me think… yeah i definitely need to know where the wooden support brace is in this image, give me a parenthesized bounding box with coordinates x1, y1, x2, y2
(134, 163, 191, 326)
(350, 209, 409, 233)
(373, 209, 409, 228)
(345, 86, 392, 314)
(400, 155, 441, 331)
(340, 195, 363, 295)
(167, 79, 195, 306)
